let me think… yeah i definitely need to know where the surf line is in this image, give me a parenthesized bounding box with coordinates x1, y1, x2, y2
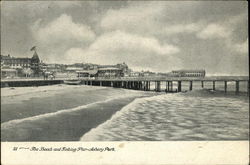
(1, 94, 141, 129)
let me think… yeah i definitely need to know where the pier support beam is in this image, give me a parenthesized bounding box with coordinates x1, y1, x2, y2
(178, 81, 182, 92)
(100, 81, 102, 86)
(154, 81, 156, 91)
(213, 81, 215, 90)
(201, 81, 204, 88)
(224, 81, 227, 93)
(235, 81, 239, 95)
(155, 81, 161, 92)
(166, 81, 169, 92)
(111, 81, 113, 87)
(189, 81, 193, 91)
(170, 81, 173, 91)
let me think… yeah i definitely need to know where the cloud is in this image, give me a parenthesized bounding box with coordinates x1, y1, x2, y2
(51, 1, 81, 9)
(197, 23, 231, 39)
(64, 48, 86, 64)
(88, 31, 179, 56)
(31, 14, 95, 46)
(100, 1, 202, 36)
(233, 39, 248, 54)
(164, 23, 202, 36)
(100, 2, 165, 34)
(30, 14, 95, 63)
(64, 31, 181, 71)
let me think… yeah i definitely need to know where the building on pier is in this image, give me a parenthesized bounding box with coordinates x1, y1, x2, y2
(76, 69, 98, 78)
(97, 67, 124, 78)
(171, 69, 206, 77)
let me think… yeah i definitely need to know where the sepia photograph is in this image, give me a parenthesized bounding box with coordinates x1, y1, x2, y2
(1, 0, 249, 164)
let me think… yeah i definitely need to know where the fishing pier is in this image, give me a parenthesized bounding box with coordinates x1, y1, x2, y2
(1, 76, 248, 95)
(79, 76, 249, 95)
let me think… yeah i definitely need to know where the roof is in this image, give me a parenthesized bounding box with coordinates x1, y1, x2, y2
(98, 67, 121, 71)
(1, 69, 17, 72)
(66, 67, 83, 71)
(76, 70, 98, 74)
(1, 55, 11, 60)
(32, 51, 39, 59)
(1, 55, 30, 60)
(172, 69, 205, 72)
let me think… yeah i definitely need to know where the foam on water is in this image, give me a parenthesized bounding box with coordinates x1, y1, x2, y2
(81, 90, 249, 141)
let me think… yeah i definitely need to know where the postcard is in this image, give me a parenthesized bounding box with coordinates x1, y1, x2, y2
(1, 1, 249, 164)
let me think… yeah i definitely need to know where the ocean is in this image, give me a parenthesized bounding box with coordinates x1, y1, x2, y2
(1, 83, 249, 141)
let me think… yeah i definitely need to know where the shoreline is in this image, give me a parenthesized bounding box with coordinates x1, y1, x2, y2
(1, 95, 145, 141)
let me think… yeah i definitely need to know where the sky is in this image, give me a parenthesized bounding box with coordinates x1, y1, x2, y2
(1, 1, 248, 75)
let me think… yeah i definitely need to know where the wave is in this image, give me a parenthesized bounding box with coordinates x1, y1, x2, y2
(80, 89, 249, 141)
(80, 94, 170, 141)
(1, 93, 140, 129)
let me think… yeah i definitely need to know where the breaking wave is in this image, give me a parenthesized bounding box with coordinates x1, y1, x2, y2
(80, 89, 249, 141)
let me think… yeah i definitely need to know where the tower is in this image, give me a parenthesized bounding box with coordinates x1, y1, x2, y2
(30, 46, 41, 76)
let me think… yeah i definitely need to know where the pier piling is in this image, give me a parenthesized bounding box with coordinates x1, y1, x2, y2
(224, 81, 227, 93)
(235, 81, 239, 95)
(189, 81, 193, 91)
(178, 81, 182, 92)
(170, 81, 173, 92)
(213, 81, 215, 90)
(247, 81, 249, 96)
(157, 81, 161, 92)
